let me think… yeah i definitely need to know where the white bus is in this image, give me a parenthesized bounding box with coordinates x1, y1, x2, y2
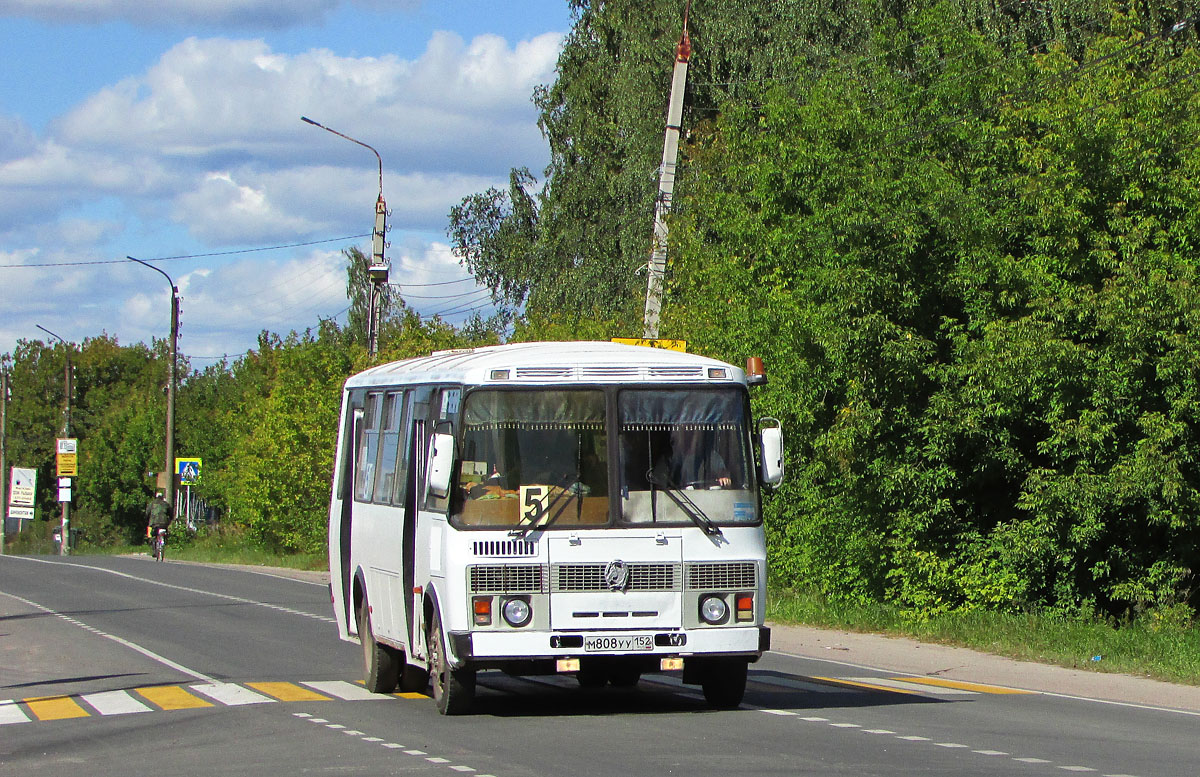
(328, 341, 784, 714)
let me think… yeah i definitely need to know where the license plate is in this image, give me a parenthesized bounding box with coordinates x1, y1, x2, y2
(583, 634, 654, 652)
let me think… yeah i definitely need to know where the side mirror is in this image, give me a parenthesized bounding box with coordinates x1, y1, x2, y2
(758, 418, 784, 487)
(428, 432, 455, 498)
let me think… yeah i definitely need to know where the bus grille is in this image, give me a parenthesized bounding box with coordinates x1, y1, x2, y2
(685, 562, 757, 590)
(469, 564, 546, 594)
(552, 563, 681, 592)
(472, 540, 537, 557)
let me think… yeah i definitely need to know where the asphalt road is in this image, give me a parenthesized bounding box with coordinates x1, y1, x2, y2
(2, 554, 1197, 777)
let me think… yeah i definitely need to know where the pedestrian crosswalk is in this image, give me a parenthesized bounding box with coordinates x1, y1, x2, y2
(0, 673, 1027, 726)
(0, 680, 400, 725)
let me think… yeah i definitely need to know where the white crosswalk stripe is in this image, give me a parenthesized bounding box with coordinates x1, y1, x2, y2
(81, 690, 152, 716)
(190, 682, 274, 706)
(301, 680, 396, 701)
(0, 700, 31, 725)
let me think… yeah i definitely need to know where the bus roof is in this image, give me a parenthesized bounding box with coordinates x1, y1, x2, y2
(344, 341, 748, 390)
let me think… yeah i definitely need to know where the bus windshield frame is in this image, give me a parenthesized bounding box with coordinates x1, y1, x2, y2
(449, 385, 760, 530)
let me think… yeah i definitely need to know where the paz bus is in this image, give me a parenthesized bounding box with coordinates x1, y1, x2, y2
(328, 341, 784, 714)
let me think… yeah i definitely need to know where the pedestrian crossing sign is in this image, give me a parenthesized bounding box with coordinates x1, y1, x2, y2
(175, 457, 202, 485)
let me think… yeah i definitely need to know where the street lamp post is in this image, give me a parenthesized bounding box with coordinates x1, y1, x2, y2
(0, 354, 10, 555)
(300, 116, 389, 358)
(35, 325, 71, 555)
(128, 257, 180, 525)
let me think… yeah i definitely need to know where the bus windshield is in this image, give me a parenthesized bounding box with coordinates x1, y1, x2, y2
(451, 386, 757, 529)
(617, 388, 757, 526)
(455, 390, 609, 528)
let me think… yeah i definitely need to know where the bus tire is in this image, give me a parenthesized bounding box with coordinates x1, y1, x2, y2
(399, 664, 429, 693)
(701, 659, 747, 709)
(428, 609, 474, 715)
(609, 666, 641, 688)
(575, 664, 607, 689)
(358, 600, 399, 694)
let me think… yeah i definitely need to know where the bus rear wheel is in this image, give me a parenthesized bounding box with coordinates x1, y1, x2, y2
(700, 659, 748, 709)
(428, 609, 474, 715)
(358, 600, 399, 694)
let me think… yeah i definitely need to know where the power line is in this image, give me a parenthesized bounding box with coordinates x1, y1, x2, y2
(0, 234, 371, 269)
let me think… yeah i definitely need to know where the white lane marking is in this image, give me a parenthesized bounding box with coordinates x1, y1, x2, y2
(0, 700, 30, 725)
(3, 556, 335, 625)
(450, 767, 476, 772)
(762, 709, 797, 716)
(427, 757, 451, 764)
(382, 743, 404, 749)
(300, 681, 392, 701)
(405, 750, 427, 756)
(343, 730, 365, 736)
(842, 676, 977, 695)
(362, 737, 383, 742)
(756, 707, 1134, 776)
(0, 589, 215, 682)
(81, 690, 152, 716)
(190, 682, 274, 706)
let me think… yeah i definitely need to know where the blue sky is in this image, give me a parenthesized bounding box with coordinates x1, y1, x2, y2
(0, 0, 573, 361)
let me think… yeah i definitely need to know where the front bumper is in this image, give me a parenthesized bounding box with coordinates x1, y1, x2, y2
(449, 625, 770, 665)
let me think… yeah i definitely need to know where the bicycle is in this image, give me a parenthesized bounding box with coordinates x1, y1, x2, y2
(151, 528, 167, 562)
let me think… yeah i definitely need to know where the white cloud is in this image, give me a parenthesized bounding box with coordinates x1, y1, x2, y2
(0, 0, 418, 29)
(54, 32, 560, 170)
(0, 24, 556, 358)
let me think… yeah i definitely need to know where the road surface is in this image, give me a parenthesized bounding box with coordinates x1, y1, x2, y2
(2, 554, 1197, 777)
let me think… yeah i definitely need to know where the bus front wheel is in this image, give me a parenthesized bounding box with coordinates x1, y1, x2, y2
(428, 610, 474, 715)
(358, 600, 399, 694)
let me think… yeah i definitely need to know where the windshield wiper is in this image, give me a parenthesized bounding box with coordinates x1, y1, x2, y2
(646, 470, 723, 538)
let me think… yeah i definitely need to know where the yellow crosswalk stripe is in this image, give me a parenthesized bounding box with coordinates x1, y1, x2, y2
(810, 677, 922, 695)
(136, 685, 214, 710)
(895, 677, 1031, 694)
(25, 695, 90, 721)
(246, 682, 332, 702)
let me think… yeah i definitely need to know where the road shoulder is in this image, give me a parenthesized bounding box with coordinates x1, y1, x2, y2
(769, 622, 1200, 713)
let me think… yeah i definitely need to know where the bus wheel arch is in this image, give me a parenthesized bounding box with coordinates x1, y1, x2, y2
(424, 587, 475, 715)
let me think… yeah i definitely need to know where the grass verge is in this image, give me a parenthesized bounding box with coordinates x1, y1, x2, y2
(768, 588, 1200, 686)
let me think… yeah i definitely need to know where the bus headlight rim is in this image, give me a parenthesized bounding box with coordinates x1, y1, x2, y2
(699, 594, 728, 625)
(502, 596, 532, 627)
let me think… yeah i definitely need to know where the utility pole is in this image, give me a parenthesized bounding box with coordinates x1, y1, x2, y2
(1, 356, 9, 556)
(128, 257, 180, 524)
(36, 325, 71, 555)
(301, 116, 389, 358)
(643, 1, 692, 340)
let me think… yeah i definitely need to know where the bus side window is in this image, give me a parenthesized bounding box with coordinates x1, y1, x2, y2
(373, 391, 405, 504)
(354, 393, 382, 502)
(390, 390, 413, 507)
(425, 387, 458, 513)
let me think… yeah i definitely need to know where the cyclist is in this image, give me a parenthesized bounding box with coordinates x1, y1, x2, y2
(145, 492, 171, 559)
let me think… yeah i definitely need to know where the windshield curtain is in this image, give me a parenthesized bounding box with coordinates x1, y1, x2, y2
(454, 389, 609, 528)
(618, 389, 757, 526)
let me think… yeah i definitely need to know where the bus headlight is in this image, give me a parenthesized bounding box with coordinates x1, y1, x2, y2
(699, 595, 728, 625)
(502, 596, 532, 627)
